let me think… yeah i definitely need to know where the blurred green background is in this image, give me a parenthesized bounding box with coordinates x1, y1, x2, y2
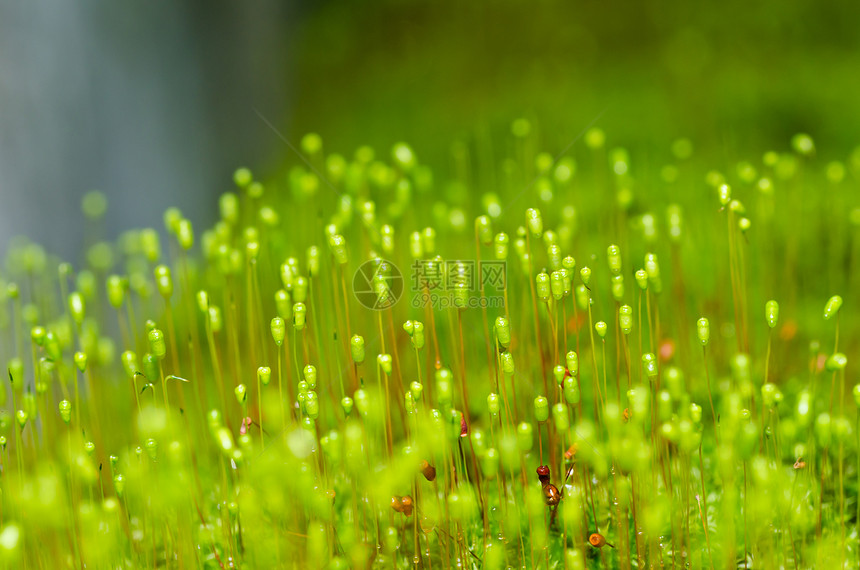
(284, 0, 860, 169)
(2, 0, 859, 257)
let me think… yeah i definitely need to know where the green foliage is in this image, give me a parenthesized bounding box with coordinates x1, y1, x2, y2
(2, 125, 860, 568)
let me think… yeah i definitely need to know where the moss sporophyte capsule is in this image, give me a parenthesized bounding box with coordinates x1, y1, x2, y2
(257, 366, 271, 386)
(824, 295, 843, 320)
(148, 329, 166, 360)
(494, 317, 511, 348)
(350, 335, 365, 363)
(697, 318, 710, 346)
(765, 300, 779, 328)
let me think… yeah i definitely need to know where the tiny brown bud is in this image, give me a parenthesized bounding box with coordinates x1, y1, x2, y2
(391, 496, 403, 513)
(622, 408, 631, 423)
(401, 495, 414, 516)
(536, 465, 550, 485)
(543, 483, 561, 506)
(420, 460, 437, 482)
(565, 444, 579, 461)
(588, 533, 614, 548)
(793, 459, 806, 470)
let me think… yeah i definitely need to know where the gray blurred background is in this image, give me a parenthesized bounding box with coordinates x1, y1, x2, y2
(0, 1, 293, 259)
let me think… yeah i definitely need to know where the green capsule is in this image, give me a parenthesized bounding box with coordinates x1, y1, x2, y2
(482, 448, 500, 478)
(635, 269, 648, 290)
(493, 233, 509, 260)
(265, 317, 284, 347)
(610, 274, 624, 302)
(666, 204, 683, 242)
(853, 384, 860, 407)
(275, 289, 291, 319)
(696, 318, 710, 346)
(328, 234, 349, 265)
(607, 245, 622, 275)
(562, 255, 576, 273)
(121, 351, 139, 379)
(791, 133, 815, 156)
(44, 332, 61, 361)
(475, 216, 493, 246)
(644, 253, 662, 293)
(39, 358, 55, 383)
(305, 391, 320, 420)
(154, 265, 173, 299)
(718, 184, 731, 206)
(411, 321, 426, 350)
(258, 366, 271, 387)
(73, 352, 87, 373)
(234, 384, 247, 405)
(826, 353, 848, 372)
(500, 351, 515, 375)
(487, 393, 500, 416)
(404, 391, 416, 414)
(58, 400, 72, 424)
(420, 227, 436, 255)
(565, 351, 579, 376)
(436, 368, 454, 408)
(410, 381, 423, 402)
(585, 127, 605, 148)
(409, 232, 423, 258)
(176, 219, 194, 250)
(106, 275, 125, 309)
(68, 292, 85, 325)
(824, 295, 843, 320)
(148, 329, 166, 360)
(208, 307, 222, 332)
(164, 207, 183, 235)
(580, 266, 591, 285)
(815, 413, 831, 447)
(619, 304, 633, 334)
(306, 246, 320, 277)
(138, 228, 160, 262)
(553, 365, 566, 386)
(494, 317, 511, 348)
(517, 422, 533, 451)
(195, 290, 209, 314)
(16, 409, 28, 429)
(377, 354, 392, 375)
(761, 383, 781, 408)
(350, 335, 365, 364)
(380, 225, 395, 254)
(564, 381, 580, 405)
(642, 353, 658, 378)
(553, 403, 570, 431)
(31, 326, 46, 346)
(219, 192, 240, 224)
(293, 276, 308, 303)
(293, 302, 307, 330)
(246, 241, 260, 261)
(657, 391, 672, 422)
(575, 285, 589, 310)
(534, 396, 549, 422)
(550, 271, 565, 300)
(765, 300, 779, 328)
(547, 244, 562, 271)
(536, 272, 550, 302)
(233, 167, 252, 188)
(664, 367, 684, 397)
(525, 208, 543, 237)
(595, 321, 607, 338)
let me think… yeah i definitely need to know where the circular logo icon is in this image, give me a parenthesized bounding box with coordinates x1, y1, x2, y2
(353, 259, 403, 310)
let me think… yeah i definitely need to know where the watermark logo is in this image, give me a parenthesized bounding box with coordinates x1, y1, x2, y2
(353, 258, 507, 311)
(352, 259, 404, 310)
